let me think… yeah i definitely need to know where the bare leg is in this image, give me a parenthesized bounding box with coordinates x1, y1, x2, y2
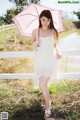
(39, 76, 51, 110)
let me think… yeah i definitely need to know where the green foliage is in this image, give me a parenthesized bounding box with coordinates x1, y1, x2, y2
(0, 80, 80, 119)
(65, 112, 79, 120)
(17, 98, 28, 108)
(48, 80, 79, 94)
(9, 0, 28, 6)
(9, 0, 40, 6)
(73, 11, 80, 28)
(31, 88, 41, 97)
(0, 86, 14, 97)
(0, 8, 21, 25)
(30, 0, 40, 4)
(0, 99, 16, 112)
(74, 11, 80, 20)
(0, 16, 5, 25)
(4, 9, 21, 24)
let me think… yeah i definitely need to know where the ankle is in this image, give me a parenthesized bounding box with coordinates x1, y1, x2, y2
(45, 106, 51, 110)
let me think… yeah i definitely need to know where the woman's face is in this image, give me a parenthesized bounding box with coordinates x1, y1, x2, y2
(40, 16, 51, 27)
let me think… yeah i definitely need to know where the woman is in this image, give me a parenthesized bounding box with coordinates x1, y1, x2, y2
(32, 10, 62, 117)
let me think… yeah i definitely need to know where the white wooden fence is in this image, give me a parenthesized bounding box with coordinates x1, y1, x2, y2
(0, 24, 15, 32)
(0, 49, 80, 80)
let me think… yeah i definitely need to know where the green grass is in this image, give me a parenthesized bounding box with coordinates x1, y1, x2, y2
(0, 28, 17, 41)
(31, 80, 80, 95)
(0, 80, 80, 120)
(0, 86, 14, 97)
(0, 28, 33, 51)
(49, 80, 80, 94)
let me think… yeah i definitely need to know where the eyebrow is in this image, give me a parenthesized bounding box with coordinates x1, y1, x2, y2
(42, 18, 50, 20)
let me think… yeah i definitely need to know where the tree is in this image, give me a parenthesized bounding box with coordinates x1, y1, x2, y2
(74, 11, 80, 20)
(9, 0, 28, 7)
(0, 16, 5, 25)
(0, 8, 21, 25)
(4, 9, 21, 24)
(9, 0, 40, 12)
(73, 11, 80, 28)
(9, 0, 40, 7)
(29, 0, 40, 4)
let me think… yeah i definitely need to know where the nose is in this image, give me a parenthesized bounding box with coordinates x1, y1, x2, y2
(44, 21, 48, 24)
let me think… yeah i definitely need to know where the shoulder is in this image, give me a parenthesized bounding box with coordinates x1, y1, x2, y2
(52, 29, 58, 42)
(32, 28, 38, 36)
(52, 29, 56, 36)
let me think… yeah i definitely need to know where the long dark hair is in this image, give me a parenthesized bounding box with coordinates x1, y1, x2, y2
(39, 10, 58, 39)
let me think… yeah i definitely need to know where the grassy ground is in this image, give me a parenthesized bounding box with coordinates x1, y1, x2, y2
(0, 58, 34, 73)
(0, 80, 80, 120)
(59, 28, 80, 39)
(0, 28, 33, 51)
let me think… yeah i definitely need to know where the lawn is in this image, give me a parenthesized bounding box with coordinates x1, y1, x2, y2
(0, 80, 80, 120)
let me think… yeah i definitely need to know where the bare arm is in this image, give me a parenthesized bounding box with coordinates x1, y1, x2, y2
(53, 30, 62, 59)
(53, 30, 61, 53)
(32, 29, 36, 44)
(31, 29, 40, 48)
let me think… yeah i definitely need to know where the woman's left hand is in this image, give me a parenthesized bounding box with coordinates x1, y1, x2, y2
(56, 51, 62, 59)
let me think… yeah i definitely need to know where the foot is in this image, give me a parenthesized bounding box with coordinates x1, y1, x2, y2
(45, 109, 51, 117)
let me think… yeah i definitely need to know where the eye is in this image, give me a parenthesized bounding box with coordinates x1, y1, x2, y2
(42, 19, 45, 21)
(47, 19, 50, 21)
(41, 18, 51, 22)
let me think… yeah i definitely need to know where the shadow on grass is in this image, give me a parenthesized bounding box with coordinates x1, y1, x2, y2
(9, 108, 68, 120)
(9, 99, 45, 120)
(9, 107, 45, 120)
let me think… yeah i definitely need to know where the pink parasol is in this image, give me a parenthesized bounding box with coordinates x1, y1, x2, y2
(12, 3, 63, 36)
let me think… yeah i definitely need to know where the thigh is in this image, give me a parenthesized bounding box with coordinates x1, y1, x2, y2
(39, 76, 50, 86)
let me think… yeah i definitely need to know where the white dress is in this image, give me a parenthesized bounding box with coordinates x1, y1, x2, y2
(33, 35, 59, 88)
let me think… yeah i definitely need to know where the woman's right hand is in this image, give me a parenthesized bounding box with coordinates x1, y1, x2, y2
(33, 40, 40, 47)
(56, 51, 62, 59)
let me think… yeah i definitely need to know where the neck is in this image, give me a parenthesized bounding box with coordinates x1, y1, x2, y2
(41, 27, 49, 31)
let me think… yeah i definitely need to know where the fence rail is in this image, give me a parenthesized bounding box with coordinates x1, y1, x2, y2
(0, 51, 34, 58)
(0, 73, 80, 80)
(0, 24, 15, 32)
(0, 50, 80, 80)
(0, 49, 80, 58)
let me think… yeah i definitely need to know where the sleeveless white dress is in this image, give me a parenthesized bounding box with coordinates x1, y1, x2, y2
(33, 34, 59, 88)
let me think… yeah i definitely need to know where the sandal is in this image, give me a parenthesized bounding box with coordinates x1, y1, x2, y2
(45, 109, 51, 117)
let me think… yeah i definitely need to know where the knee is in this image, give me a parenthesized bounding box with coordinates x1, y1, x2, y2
(39, 81, 47, 90)
(39, 76, 48, 90)
(39, 82, 43, 90)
